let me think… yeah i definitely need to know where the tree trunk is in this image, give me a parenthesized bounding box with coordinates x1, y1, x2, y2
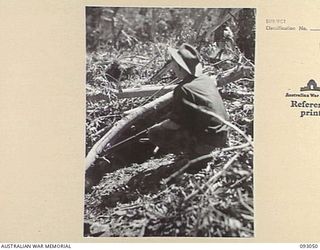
(86, 66, 252, 102)
(85, 91, 173, 171)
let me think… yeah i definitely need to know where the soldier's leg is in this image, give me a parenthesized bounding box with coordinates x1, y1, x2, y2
(148, 119, 192, 154)
(186, 132, 228, 173)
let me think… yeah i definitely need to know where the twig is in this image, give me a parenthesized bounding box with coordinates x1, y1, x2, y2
(229, 48, 255, 69)
(92, 114, 122, 121)
(141, 55, 157, 69)
(92, 126, 110, 138)
(237, 188, 254, 214)
(105, 72, 121, 84)
(118, 203, 142, 210)
(184, 153, 240, 202)
(222, 142, 252, 152)
(241, 54, 255, 68)
(211, 58, 233, 67)
(230, 175, 248, 188)
(204, 181, 220, 196)
(154, 43, 165, 60)
(234, 77, 255, 83)
(227, 10, 238, 22)
(182, 99, 253, 146)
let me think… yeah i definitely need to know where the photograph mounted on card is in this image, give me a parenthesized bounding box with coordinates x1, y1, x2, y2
(84, 7, 255, 237)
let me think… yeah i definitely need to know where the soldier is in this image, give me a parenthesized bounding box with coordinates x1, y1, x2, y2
(148, 43, 229, 170)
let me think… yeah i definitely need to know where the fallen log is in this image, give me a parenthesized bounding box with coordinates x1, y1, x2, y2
(86, 67, 253, 102)
(117, 84, 175, 99)
(86, 91, 173, 170)
(85, 91, 173, 191)
(117, 83, 252, 102)
(86, 84, 175, 102)
(217, 65, 253, 86)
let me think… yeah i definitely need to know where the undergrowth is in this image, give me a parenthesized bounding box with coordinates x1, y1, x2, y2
(85, 7, 255, 237)
(85, 44, 254, 237)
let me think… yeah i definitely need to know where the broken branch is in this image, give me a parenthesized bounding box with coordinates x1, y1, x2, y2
(184, 153, 240, 201)
(163, 143, 250, 184)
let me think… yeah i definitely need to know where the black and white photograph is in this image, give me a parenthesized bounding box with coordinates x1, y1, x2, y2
(84, 7, 255, 237)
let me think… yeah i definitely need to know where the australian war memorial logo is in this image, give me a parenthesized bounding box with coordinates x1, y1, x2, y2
(285, 79, 320, 117)
(300, 79, 320, 91)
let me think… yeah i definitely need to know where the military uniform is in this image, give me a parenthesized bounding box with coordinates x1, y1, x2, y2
(148, 74, 228, 158)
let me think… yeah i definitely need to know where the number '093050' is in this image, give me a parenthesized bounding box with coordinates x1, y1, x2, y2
(300, 244, 319, 248)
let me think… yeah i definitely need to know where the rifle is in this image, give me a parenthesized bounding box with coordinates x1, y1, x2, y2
(104, 128, 150, 154)
(149, 60, 173, 83)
